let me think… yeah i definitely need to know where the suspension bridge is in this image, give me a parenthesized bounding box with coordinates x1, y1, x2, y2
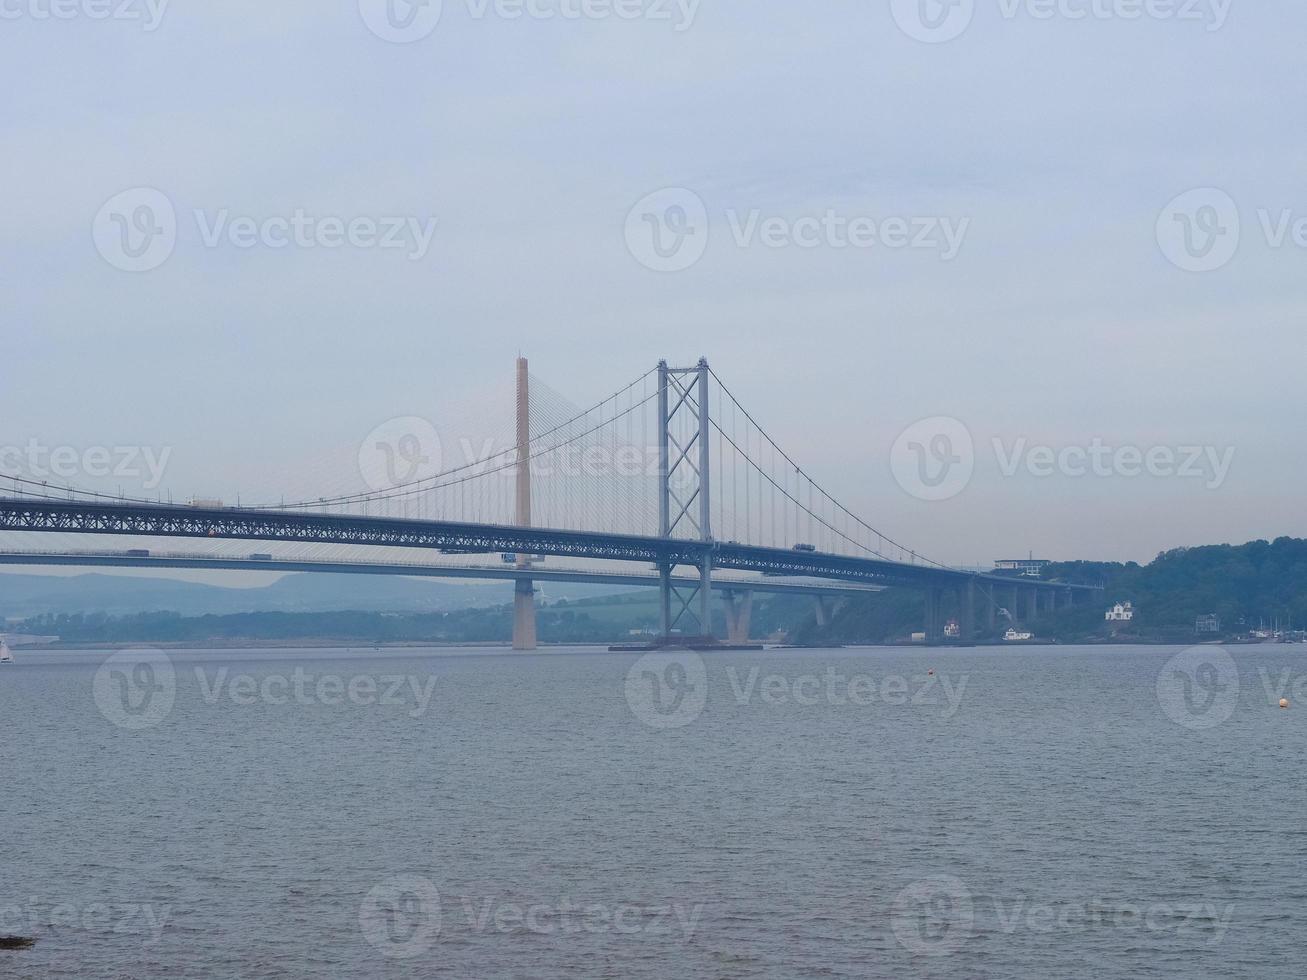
(0, 358, 1098, 647)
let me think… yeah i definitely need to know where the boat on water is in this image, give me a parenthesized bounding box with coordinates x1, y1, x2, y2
(1003, 627, 1034, 643)
(0, 640, 13, 664)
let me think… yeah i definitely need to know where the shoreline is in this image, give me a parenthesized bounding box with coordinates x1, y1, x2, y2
(10, 636, 1278, 652)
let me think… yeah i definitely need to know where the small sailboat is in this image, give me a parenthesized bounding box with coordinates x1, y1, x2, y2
(0, 639, 13, 664)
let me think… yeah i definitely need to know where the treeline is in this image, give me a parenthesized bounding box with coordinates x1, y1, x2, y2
(1042, 536, 1307, 635)
(18, 591, 820, 646)
(797, 537, 1307, 644)
(19, 605, 613, 645)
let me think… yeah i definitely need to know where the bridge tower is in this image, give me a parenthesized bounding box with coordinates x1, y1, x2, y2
(512, 356, 538, 651)
(657, 358, 714, 641)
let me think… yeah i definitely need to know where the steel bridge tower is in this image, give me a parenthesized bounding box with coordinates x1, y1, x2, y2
(657, 358, 714, 641)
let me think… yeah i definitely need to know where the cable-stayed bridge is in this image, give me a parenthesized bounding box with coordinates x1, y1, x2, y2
(0, 358, 1098, 647)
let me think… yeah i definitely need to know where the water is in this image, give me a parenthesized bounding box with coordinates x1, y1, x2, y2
(3, 644, 1306, 978)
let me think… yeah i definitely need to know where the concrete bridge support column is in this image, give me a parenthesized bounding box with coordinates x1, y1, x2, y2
(814, 596, 833, 628)
(1026, 587, 1041, 622)
(723, 590, 754, 644)
(962, 579, 976, 641)
(924, 587, 944, 643)
(658, 564, 673, 637)
(512, 580, 537, 651)
(513, 356, 537, 651)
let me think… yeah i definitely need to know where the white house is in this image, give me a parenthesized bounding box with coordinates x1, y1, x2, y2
(1105, 601, 1134, 622)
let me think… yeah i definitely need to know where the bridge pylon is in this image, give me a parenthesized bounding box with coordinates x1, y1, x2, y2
(656, 358, 714, 642)
(512, 356, 538, 651)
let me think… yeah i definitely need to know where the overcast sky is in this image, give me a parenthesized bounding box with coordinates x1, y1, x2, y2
(2, 0, 1304, 568)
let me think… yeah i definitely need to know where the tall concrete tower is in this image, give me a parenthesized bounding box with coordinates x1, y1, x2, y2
(512, 356, 538, 650)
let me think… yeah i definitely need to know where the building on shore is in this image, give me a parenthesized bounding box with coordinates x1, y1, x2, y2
(994, 558, 1051, 579)
(1105, 602, 1134, 623)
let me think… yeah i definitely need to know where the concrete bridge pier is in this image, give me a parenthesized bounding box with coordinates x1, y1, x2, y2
(723, 589, 754, 643)
(512, 356, 538, 651)
(961, 578, 976, 641)
(923, 586, 945, 643)
(512, 579, 537, 650)
(814, 595, 834, 628)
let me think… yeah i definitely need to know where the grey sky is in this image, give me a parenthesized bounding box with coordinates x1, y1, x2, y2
(2, 0, 1303, 567)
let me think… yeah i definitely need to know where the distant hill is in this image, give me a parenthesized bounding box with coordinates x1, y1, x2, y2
(0, 571, 632, 620)
(800, 537, 1307, 644)
(1034, 537, 1307, 640)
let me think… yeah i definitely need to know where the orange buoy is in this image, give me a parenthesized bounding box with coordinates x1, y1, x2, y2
(1281, 699, 1290, 709)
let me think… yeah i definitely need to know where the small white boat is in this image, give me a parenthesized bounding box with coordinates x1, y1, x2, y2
(1003, 627, 1034, 643)
(0, 640, 13, 664)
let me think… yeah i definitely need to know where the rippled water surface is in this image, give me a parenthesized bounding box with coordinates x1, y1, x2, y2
(3, 644, 1306, 978)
